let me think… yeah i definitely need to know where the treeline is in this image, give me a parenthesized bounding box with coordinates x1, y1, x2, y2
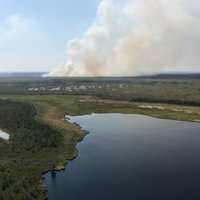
(0, 100, 62, 150)
(130, 98, 200, 106)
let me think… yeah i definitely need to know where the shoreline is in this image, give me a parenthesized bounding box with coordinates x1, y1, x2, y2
(42, 127, 88, 199)
(42, 112, 200, 199)
(0, 95, 200, 199)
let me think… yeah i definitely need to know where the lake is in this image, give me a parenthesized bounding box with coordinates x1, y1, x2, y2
(0, 130, 9, 140)
(44, 113, 200, 200)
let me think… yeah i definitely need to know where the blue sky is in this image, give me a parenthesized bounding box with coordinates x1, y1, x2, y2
(1, 0, 199, 75)
(0, 0, 101, 72)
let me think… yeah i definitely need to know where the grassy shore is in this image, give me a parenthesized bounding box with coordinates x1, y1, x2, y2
(0, 95, 200, 199)
(4, 95, 200, 122)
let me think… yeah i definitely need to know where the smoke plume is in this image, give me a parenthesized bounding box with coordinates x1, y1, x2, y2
(49, 0, 200, 76)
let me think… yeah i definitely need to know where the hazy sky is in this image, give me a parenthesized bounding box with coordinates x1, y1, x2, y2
(0, 0, 200, 75)
(0, 0, 101, 72)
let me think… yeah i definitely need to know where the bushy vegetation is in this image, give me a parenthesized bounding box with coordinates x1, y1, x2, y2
(0, 100, 62, 150)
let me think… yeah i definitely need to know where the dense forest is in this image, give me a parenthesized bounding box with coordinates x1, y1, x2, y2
(0, 100, 65, 199)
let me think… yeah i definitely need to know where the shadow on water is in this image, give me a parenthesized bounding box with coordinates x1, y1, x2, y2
(51, 171, 56, 178)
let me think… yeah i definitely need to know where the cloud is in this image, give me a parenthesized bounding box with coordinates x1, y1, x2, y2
(49, 0, 200, 76)
(0, 14, 35, 44)
(0, 14, 59, 72)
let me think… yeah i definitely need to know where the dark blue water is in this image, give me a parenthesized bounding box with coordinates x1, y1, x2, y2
(44, 114, 200, 200)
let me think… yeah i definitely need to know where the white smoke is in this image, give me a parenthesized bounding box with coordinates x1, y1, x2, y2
(49, 0, 200, 76)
